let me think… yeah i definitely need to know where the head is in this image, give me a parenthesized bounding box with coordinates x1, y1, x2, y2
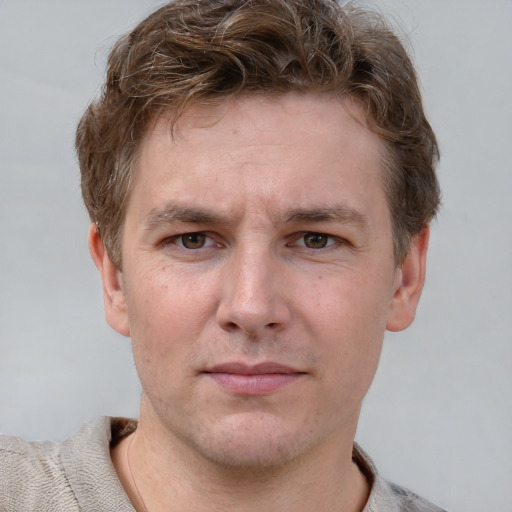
(76, 0, 440, 270)
(81, 0, 440, 475)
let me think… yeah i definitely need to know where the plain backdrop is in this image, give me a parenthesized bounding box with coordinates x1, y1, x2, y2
(0, 1, 511, 511)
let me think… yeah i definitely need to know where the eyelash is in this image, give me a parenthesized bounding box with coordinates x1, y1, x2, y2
(162, 231, 345, 251)
(290, 232, 339, 250)
(163, 232, 220, 250)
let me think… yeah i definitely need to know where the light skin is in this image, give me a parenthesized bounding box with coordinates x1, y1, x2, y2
(90, 93, 429, 512)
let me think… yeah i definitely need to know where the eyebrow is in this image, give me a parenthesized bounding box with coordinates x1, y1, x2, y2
(143, 204, 368, 229)
(283, 206, 368, 227)
(143, 205, 230, 229)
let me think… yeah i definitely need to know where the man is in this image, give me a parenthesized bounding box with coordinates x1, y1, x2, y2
(0, 0, 445, 510)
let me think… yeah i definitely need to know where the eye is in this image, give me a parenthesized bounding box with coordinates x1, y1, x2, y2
(176, 232, 213, 249)
(298, 232, 336, 249)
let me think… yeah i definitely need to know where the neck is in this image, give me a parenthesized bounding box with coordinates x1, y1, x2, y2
(111, 406, 370, 512)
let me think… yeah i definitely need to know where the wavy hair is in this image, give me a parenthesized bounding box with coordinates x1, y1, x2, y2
(76, 0, 440, 267)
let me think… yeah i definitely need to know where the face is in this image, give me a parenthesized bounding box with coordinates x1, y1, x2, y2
(94, 93, 426, 469)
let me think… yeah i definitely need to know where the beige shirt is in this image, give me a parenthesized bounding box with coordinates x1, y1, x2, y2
(0, 417, 446, 512)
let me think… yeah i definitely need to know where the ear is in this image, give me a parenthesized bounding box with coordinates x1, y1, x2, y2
(386, 227, 430, 332)
(88, 223, 130, 337)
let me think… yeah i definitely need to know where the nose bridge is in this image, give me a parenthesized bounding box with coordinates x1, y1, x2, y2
(217, 239, 289, 335)
(234, 242, 273, 304)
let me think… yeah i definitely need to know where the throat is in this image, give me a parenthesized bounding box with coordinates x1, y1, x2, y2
(111, 428, 370, 512)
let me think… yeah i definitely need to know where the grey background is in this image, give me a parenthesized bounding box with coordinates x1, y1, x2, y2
(1, 1, 511, 511)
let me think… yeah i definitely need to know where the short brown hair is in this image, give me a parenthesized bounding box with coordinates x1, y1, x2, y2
(76, 0, 440, 268)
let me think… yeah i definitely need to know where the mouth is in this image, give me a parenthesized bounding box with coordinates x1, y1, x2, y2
(202, 362, 306, 396)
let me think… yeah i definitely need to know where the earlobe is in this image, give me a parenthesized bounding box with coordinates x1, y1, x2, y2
(88, 223, 131, 337)
(386, 227, 430, 332)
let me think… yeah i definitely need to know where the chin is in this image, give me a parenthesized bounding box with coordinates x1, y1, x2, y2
(184, 414, 316, 472)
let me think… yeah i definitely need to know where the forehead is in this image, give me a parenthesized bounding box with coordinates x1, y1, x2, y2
(130, 93, 388, 223)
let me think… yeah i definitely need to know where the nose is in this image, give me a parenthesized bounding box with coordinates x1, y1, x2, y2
(216, 247, 291, 337)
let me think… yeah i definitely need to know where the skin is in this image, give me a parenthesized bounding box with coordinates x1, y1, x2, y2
(90, 93, 429, 512)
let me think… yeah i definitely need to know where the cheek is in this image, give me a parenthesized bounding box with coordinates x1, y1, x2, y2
(128, 263, 216, 326)
(302, 271, 391, 389)
(125, 265, 218, 377)
(305, 267, 392, 333)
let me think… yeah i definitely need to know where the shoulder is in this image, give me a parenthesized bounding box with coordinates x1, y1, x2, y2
(0, 433, 79, 510)
(386, 482, 448, 512)
(353, 443, 448, 512)
(0, 433, 62, 481)
(0, 417, 136, 512)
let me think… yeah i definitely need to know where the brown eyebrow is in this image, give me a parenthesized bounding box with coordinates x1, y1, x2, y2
(143, 205, 230, 229)
(283, 206, 368, 227)
(143, 204, 368, 229)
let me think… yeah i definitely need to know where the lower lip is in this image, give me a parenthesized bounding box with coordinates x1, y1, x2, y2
(206, 373, 302, 395)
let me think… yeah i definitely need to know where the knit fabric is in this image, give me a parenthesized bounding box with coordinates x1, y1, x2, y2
(0, 417, 446, 512)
